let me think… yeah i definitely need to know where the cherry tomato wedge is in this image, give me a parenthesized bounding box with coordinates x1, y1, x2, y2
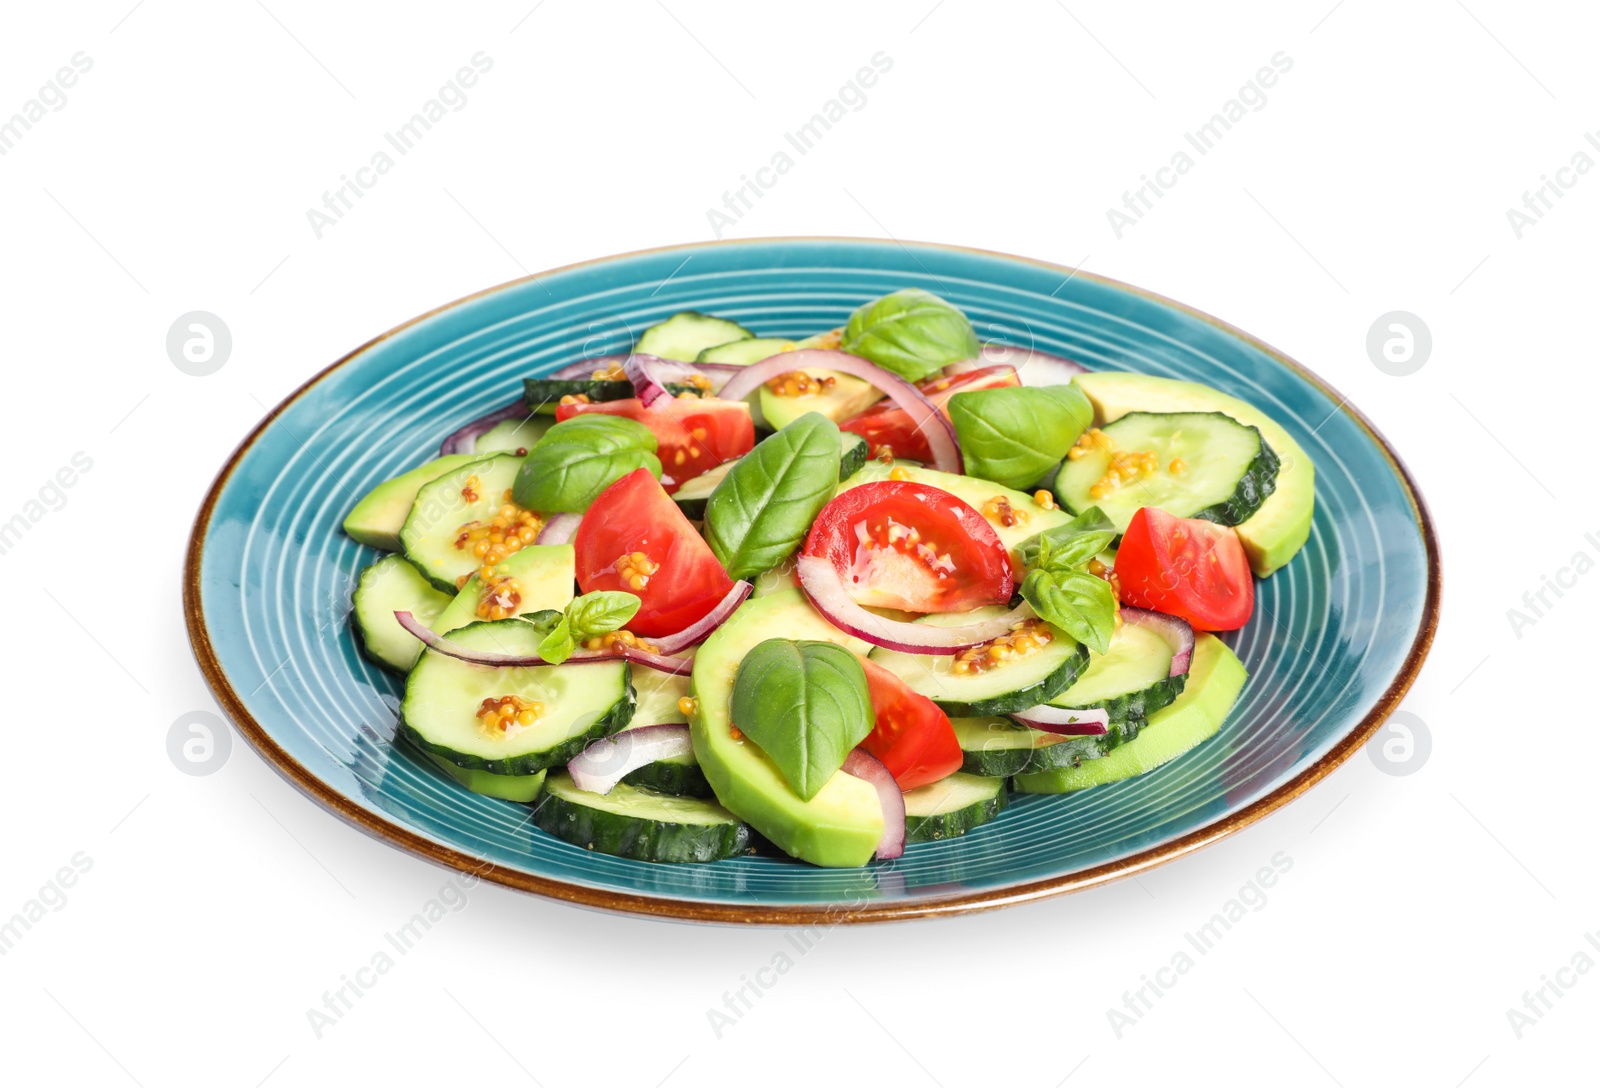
(858, 657, 962, 791)
(803, 481, 1013, 613)
(839, 365, 1019, 461)
(556, 397, 754, 491)
(574, 468, 734, 637)
(1115, 507, 1254, 631)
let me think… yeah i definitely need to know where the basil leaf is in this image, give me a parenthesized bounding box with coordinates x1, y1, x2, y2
(535, 591, 640, 663)
(537, 414, 658, 453)
(704, 413, 841, 581)
(513, 446, 661, 513)
(1017, 507, 1115, 573)
(518, 609, 563, 636)
(947, 383, 1094, 490)
(840, 288, 979, 382)
(1021, 568, 1116, 655)
(730, 639, 874, 801)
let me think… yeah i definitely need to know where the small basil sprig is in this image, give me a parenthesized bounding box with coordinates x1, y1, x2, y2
(730, 639, 874, 801)
(947, 384, 1093, 490)
(511, 415, 660, 513)
(840, 288, 979, 382)
(533, 590, 641, 663)
(1017, 507, 1117, 655)
(705, 412, 841, 581)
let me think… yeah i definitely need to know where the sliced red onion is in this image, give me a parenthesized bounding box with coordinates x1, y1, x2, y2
(439, 400, 528, 457)
(1121, 606, 1195, 677)
(649, 581, 753, 654)
(624, 353, 698, 407)
(535, 512, 581, 545)
(568, 724, 692, 795)
(795, 555, 1029, 655)
(393, 611, 694, 674)
(968, 344, 1089, 386)
(717, 350, 963, 474)
(842, 750, 905, 860)
(1010, 705, 1111, 736)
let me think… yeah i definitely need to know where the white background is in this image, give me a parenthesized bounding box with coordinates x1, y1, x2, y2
(0, 0, 1592, 1084)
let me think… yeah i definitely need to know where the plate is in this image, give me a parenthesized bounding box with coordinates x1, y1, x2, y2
(184, 238, 1439, 923)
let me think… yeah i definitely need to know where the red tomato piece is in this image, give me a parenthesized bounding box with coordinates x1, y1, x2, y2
(574, 468, 734, 637)
(556, 397, 754, 491)
(1115, 507, 1254, 631)
(839, 365, 1019, 461)
(858, 657, 962, 791)
(802, 481, 1013, 613)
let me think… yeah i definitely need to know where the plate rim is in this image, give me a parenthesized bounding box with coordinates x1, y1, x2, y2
(182, 236, 1441, 925)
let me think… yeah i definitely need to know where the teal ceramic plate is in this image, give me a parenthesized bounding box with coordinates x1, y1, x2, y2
(184, 239, 1439, 924)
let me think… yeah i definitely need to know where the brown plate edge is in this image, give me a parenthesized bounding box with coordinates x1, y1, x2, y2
(181, 236, 1442, 926)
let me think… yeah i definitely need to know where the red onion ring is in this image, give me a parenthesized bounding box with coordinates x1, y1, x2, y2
(649, 581, 753, 654)
(535, 513, 581, 545)
(439, 400, 528, 457)
(567, 724, 693, 795)
(1119, 606, 1196, 677)
(842, 749, 906, 860)
(717, 350, 963, 474)
(1009, 705, 1111, 735)
(393, 611, 694, 674)
(795, 555, 1030, 655)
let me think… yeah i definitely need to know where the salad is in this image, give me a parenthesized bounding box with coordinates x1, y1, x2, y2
(342, 289, 1315, 868)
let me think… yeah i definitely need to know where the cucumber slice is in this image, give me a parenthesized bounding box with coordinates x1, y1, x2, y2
(433, 544, 576, 634)
(400, 620, 634, 775)
(476, 415, 553, 454)
(426, 752, 547, 802)
(619, 666, 711, 798)
(343, 454, 482, 551)
(952, 715, 1144, 777)
(1050, 616, 1187, 721)
(696, 338, 793, 365)
(903, 773, 1008, 841)
(671, 432, 868, 519)
(351, 555, 454, 673)
(636, 312, 753, 363)
(523, 375, 632, 415)
(399, 453, 526, 592)
(1054, 411, 1279, 531)
(1014, 633, 1246, 794)
(868, 607, 1088, 717)
(534, 774, 754, 863)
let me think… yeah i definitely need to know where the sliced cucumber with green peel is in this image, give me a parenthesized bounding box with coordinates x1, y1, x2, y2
(636, 311, 754, 363)
(868, 607, 1087, 717)
(399, 453, 525, 592)
(903, 773, 1008, 842)
(476, 415, 553, 453)
(344, 454, 482, 551)
(671, 432, 868, 519)
(1014, 633, 1246, 794)
(619, 667, 711, 798)
(523, 374, 632, 414)
(952, 715, 1144, 777)
(534, 774, 754, 863)
(425, 752, 547, 802)
(1054, 411, 1279, 531)
(1050, 615, 1187, 721)
(351, 555, 454, 673)
(433, 544, 576, 634)
(696, 338, 793, 365)
(400, 620, 634, 775)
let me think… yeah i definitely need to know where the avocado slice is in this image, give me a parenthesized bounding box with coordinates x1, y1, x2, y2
(1071, 372, 1314, 577)
(1013, 631, 1247, 793)
(760, 368, 884, 430)
(432, 543, 576, 634)
(343, 453, 484, 551)
(689, 589, 884, 868)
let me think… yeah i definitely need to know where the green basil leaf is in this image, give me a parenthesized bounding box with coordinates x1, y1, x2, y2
(947, 383, 1094, 490)
(518, 609, 563, 636)
(566, 590, 641, 640)
(537, 414, 658, 454)
(730, 639, 874, 801)
(536, 617, 577, 664)
(1017, 506, 1115, 572)
(704, 413, 842, 581)
(840, 288, 978, 382)
(1021, 568, 1116, 655)
(512, 446, 661, 513)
